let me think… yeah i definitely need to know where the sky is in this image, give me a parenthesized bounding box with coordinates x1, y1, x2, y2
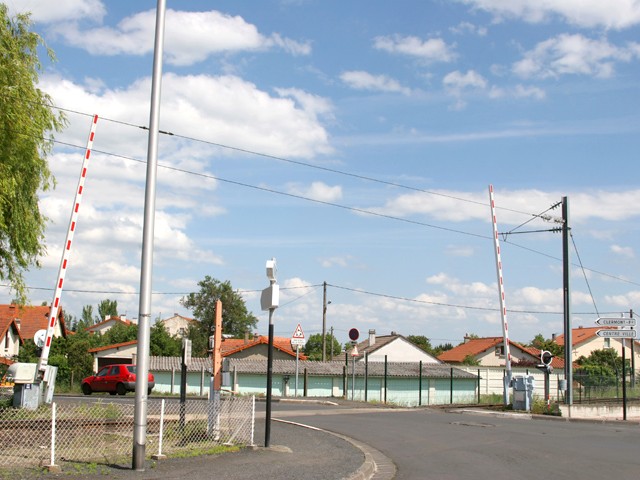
(2, 0, 640, 349)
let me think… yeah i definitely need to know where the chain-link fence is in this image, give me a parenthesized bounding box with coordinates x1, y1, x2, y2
(573, 373, 640, 403)
(0, 395, 255, 471)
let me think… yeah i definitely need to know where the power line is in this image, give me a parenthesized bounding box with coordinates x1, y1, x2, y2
(23, 133, 640, 291)
(47, 136, 493, 240)
(51, 104, 546, 220)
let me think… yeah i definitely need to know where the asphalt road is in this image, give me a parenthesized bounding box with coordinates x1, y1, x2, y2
(269, 402, 640, 480)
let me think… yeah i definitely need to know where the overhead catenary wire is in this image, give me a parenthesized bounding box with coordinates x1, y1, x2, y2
(4, 101, 638, 318)
(43, 103, 547, 219)
(2, 279, 623, 318)
(571, 232, 600, 317)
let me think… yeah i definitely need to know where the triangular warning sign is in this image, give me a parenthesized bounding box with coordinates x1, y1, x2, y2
(292, 323, 305, 339)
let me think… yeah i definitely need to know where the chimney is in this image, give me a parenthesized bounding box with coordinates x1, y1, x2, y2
(551, 333, 557, 340)
(463, 333, 470, 344)
(244, 331, 249, 344)
(368, 329, 376, 346)
(105, 315, 111, 321)
(121, 314, 127, 321)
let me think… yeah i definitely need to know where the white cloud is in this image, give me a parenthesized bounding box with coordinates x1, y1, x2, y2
(513, 34, 637, 79)
(489, 84, 546, 99)
(42, 72, 333, 160)
(443, 70, 488, 92)
(442, 70, 488, 108)
(374, 35, 457, 63)
(7, 0, 106, 24)
(275, 88, 334, 121)
(458, 0, 640, 30)
(610, 244, 635, 258)
(320, 256, 353, 268)
(445, 245, 476, 257)
(449, 21, 488, 36)
(48, 9, 310, 66)
(286, 181, 343, 202)
(340, 71, 412, 95)
(365, 188, 640, 225)
(605, 291, 640, 307)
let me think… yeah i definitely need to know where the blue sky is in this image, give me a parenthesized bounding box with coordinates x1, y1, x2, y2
(3, 0, 640, 348)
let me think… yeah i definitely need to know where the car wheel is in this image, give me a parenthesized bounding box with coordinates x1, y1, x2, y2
(81, 384, 92, 395)
(116, 383, 127, 395)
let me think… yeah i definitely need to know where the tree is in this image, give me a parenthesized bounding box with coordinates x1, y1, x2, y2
(150, 322, 181, 356)
(78, 304, 94, 329)
(63, 309, 77, 331)
(406, 335, 433, 355)
(102, 322, 137, 345)
(304, 333, 342, 360)
(97, 299, 118, 322)
(0, 6, 66, 303)
(181, 276, 258, 347)
(529, 333, 564, 357)
(574, 348, 627, 388)
(461, 354, 480, 366)
(432, 342, 453, 357)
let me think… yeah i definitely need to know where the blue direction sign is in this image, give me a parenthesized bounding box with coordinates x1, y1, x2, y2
(596, 317, 636, 327)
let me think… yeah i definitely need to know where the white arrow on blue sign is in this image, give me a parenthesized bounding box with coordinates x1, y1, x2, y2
(596, 317, 636, 327)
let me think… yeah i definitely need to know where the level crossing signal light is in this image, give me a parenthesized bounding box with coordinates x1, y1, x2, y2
(539, 350, 553, 373)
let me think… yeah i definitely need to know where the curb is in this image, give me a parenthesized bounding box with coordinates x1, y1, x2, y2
(274, 418, 396, 480)
(448, 408, 640, 426)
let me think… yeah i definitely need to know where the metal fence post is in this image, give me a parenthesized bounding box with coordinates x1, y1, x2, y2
(419, 361, 423, 406)
(450, 367, 454, 404)
(384, 355, 388, 404)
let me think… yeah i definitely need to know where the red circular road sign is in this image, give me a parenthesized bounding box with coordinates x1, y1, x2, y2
(348, 328, 360, 341)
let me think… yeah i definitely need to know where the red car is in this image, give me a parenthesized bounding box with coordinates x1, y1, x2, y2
(81, 364, 155, 396)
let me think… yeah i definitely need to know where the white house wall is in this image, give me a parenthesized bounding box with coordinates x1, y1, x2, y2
(365, 338, 440, 363)
(92, 344, 137, 371)
(2, 328, 20, 358)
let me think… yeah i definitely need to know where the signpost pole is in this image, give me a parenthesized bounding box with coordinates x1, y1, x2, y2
(295, 346, 299, 397)
(622, 338, 627, 421)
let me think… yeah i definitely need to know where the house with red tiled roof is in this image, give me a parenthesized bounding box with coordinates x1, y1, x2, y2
(554, 325, 640, 365)
(220, 335, 307, 361)
(86, 334, 305, 372)
(437, 336, 565, 370)
(85, 315, 136, 335)
(0, 304, 68, 359)
(0, 317, 24, 360)
(88, 340, 138, 371)
(157, 314, 196, 338)
(344, 330, 441, 364)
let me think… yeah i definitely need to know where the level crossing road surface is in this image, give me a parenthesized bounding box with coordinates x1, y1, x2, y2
(266, 401, 640, 480)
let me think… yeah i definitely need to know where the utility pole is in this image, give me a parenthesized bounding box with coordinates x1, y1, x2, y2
(562, 196, 572, 405)
(322, 281, 327, 362)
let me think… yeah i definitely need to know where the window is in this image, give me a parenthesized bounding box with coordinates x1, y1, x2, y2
(495, 346, 505, 356)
